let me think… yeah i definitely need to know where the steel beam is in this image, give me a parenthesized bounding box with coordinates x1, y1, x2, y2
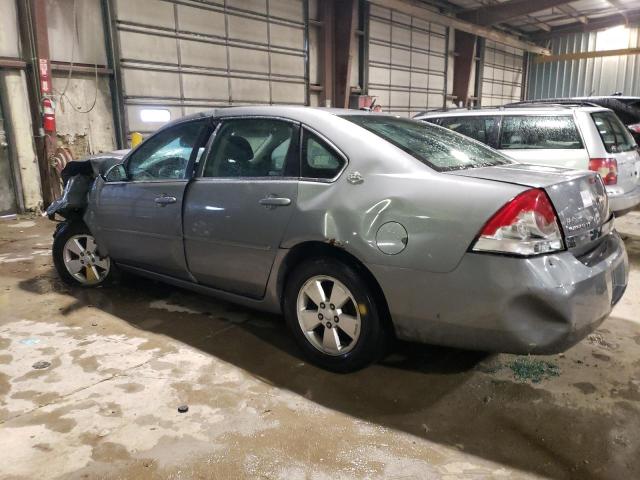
(334, 0, 358, 109)
(532, 9, 640, 40)
(320, 0, 334, 107)
(452, 31, 476, 106)
(533, 47, 640, 63)
(458, 0, 574, 26)
(367, 0, 550, 55)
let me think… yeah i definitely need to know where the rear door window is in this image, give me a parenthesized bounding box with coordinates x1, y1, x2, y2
(591, 111, 637, 153)
(301, 131, 346, 180)
(437, 116, 500, 147)
(499, 115, 583, 150)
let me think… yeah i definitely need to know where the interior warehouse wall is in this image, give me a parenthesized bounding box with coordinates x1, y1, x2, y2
(114, 0, 307, 137)
(527, 27, 640, 99)
(47, 0, 117, 156)
(0, 0, 42, 211)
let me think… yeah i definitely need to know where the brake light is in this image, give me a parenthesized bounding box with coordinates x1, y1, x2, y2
(472, 188, 564, 256)
(628, 123, 640, 134)
(589, 158, 617, 185)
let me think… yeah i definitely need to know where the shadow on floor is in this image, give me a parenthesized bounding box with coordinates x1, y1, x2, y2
(18, 269, 640, 480)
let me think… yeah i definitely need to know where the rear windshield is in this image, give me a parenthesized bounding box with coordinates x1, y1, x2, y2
(499, 115, 583, 150)
(341, 115, 512, 172)
(591, 111, 637, 153)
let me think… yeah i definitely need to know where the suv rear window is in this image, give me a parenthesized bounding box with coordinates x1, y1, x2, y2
(342, 115, 512, 172)
(499, 116, 583, 150)
(591, 111, 637, 153)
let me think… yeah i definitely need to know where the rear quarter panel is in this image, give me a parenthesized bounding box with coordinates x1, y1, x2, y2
(282, 168, 527, 274)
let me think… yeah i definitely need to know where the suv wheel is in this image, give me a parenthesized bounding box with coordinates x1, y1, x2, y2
(53, 222, 113, 287)
(284, 258, 386, 372)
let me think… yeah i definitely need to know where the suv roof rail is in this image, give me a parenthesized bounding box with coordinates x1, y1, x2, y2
(506, 99, 602, 108)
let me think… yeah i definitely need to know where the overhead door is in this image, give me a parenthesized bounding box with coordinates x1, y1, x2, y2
(481, 40, 524, 107)
(367, 3, 447, 117)
(113, 0, 307, 136)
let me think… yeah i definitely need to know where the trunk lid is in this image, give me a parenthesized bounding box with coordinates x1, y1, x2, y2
(447, 163, 611, 254)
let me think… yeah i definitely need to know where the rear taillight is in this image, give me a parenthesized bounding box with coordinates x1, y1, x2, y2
(589, 158, 618, 185)
(628, 123, 640, 134)
(472, 188, 564, 256)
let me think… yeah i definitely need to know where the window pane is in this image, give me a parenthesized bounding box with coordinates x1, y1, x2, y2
(438, 116, 498, 145)
(499, 116, 582, 150)
(302, 132, 345, 179)
(128, 121, 204, 181)
(342, 115, 511, 172)
(592, 111, 637, 153)
(203, 119, 295, 178)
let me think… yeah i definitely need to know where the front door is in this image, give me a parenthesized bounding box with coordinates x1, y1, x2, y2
(92, 118, 212, 279)
(0, 101, 17, 216)
(184, 117, 300, 298)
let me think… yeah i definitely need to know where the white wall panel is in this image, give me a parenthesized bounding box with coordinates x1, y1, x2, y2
(47, 0, 107, 64)
(114, 0, 307, 135)
(481, 40, 524, 107)
(367, 4, 448, 116)
(0, 0, 21, 58)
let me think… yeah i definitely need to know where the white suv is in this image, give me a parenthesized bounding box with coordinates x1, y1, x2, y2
(415, 105, 640, 215)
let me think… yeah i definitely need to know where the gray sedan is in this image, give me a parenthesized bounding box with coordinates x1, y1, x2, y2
(48, 106, 629, 372)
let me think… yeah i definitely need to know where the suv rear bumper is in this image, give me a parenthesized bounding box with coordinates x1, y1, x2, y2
(608, 184, 640, 213)
(371, 232, 629, 354)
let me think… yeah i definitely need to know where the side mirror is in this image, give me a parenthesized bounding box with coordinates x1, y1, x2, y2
(104, 163, 127, 182)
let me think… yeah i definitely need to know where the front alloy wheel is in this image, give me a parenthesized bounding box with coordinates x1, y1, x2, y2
(53, 222, 114, 287)
(63, 234, 111, 285)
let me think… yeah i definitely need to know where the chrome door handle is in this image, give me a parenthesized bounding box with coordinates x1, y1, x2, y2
(154, 195, 177, 206)
(259, 196, 291, 208)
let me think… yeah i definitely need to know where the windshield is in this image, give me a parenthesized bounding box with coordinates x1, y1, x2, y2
(342, 115, 513, 172)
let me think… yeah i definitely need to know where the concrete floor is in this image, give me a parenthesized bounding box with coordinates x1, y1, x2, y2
(0, 215, 639, 480)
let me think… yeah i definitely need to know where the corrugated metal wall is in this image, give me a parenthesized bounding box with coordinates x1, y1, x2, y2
(367, 3, 448, 117)
(528, 27, 640, 99)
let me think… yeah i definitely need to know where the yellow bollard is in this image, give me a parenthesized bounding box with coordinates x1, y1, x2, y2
(130, 132, 143, 148)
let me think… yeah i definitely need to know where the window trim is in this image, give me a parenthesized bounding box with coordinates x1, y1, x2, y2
(299, 125, 349, 183)
(197, 116, 301, 180)
(120, 117, 213, 184)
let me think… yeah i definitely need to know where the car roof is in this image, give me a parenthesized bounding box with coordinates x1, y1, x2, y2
(165, 105, 392, 128)
(416, 105, 608, 118)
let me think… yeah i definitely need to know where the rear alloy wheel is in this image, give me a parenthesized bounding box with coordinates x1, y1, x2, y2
(296, 275, 361, 355)
(53, 223, 113, 287)
(284, 258, 387, 372)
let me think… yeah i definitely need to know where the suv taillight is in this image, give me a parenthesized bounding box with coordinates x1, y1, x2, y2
(472, 188, 564, 256)
(589, 158, 618, 185)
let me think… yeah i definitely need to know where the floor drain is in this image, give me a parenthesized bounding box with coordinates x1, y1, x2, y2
(32, 361, 51, 370)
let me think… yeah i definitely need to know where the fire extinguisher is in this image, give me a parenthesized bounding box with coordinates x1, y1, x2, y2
(43, 97, 56, 133)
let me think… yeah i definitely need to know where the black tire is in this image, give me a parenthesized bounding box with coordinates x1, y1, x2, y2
(284, 257, 387, 372)
(52, 222, 115, 287)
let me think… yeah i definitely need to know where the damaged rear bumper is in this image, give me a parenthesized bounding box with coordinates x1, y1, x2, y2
(370, 232, 629, 354)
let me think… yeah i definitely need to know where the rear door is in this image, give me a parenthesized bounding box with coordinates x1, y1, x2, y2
(590, 110, 640, 193)
(497, 114, 590, 169)
(183, 117, 299, 299)
(93, 118, 212, 279)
